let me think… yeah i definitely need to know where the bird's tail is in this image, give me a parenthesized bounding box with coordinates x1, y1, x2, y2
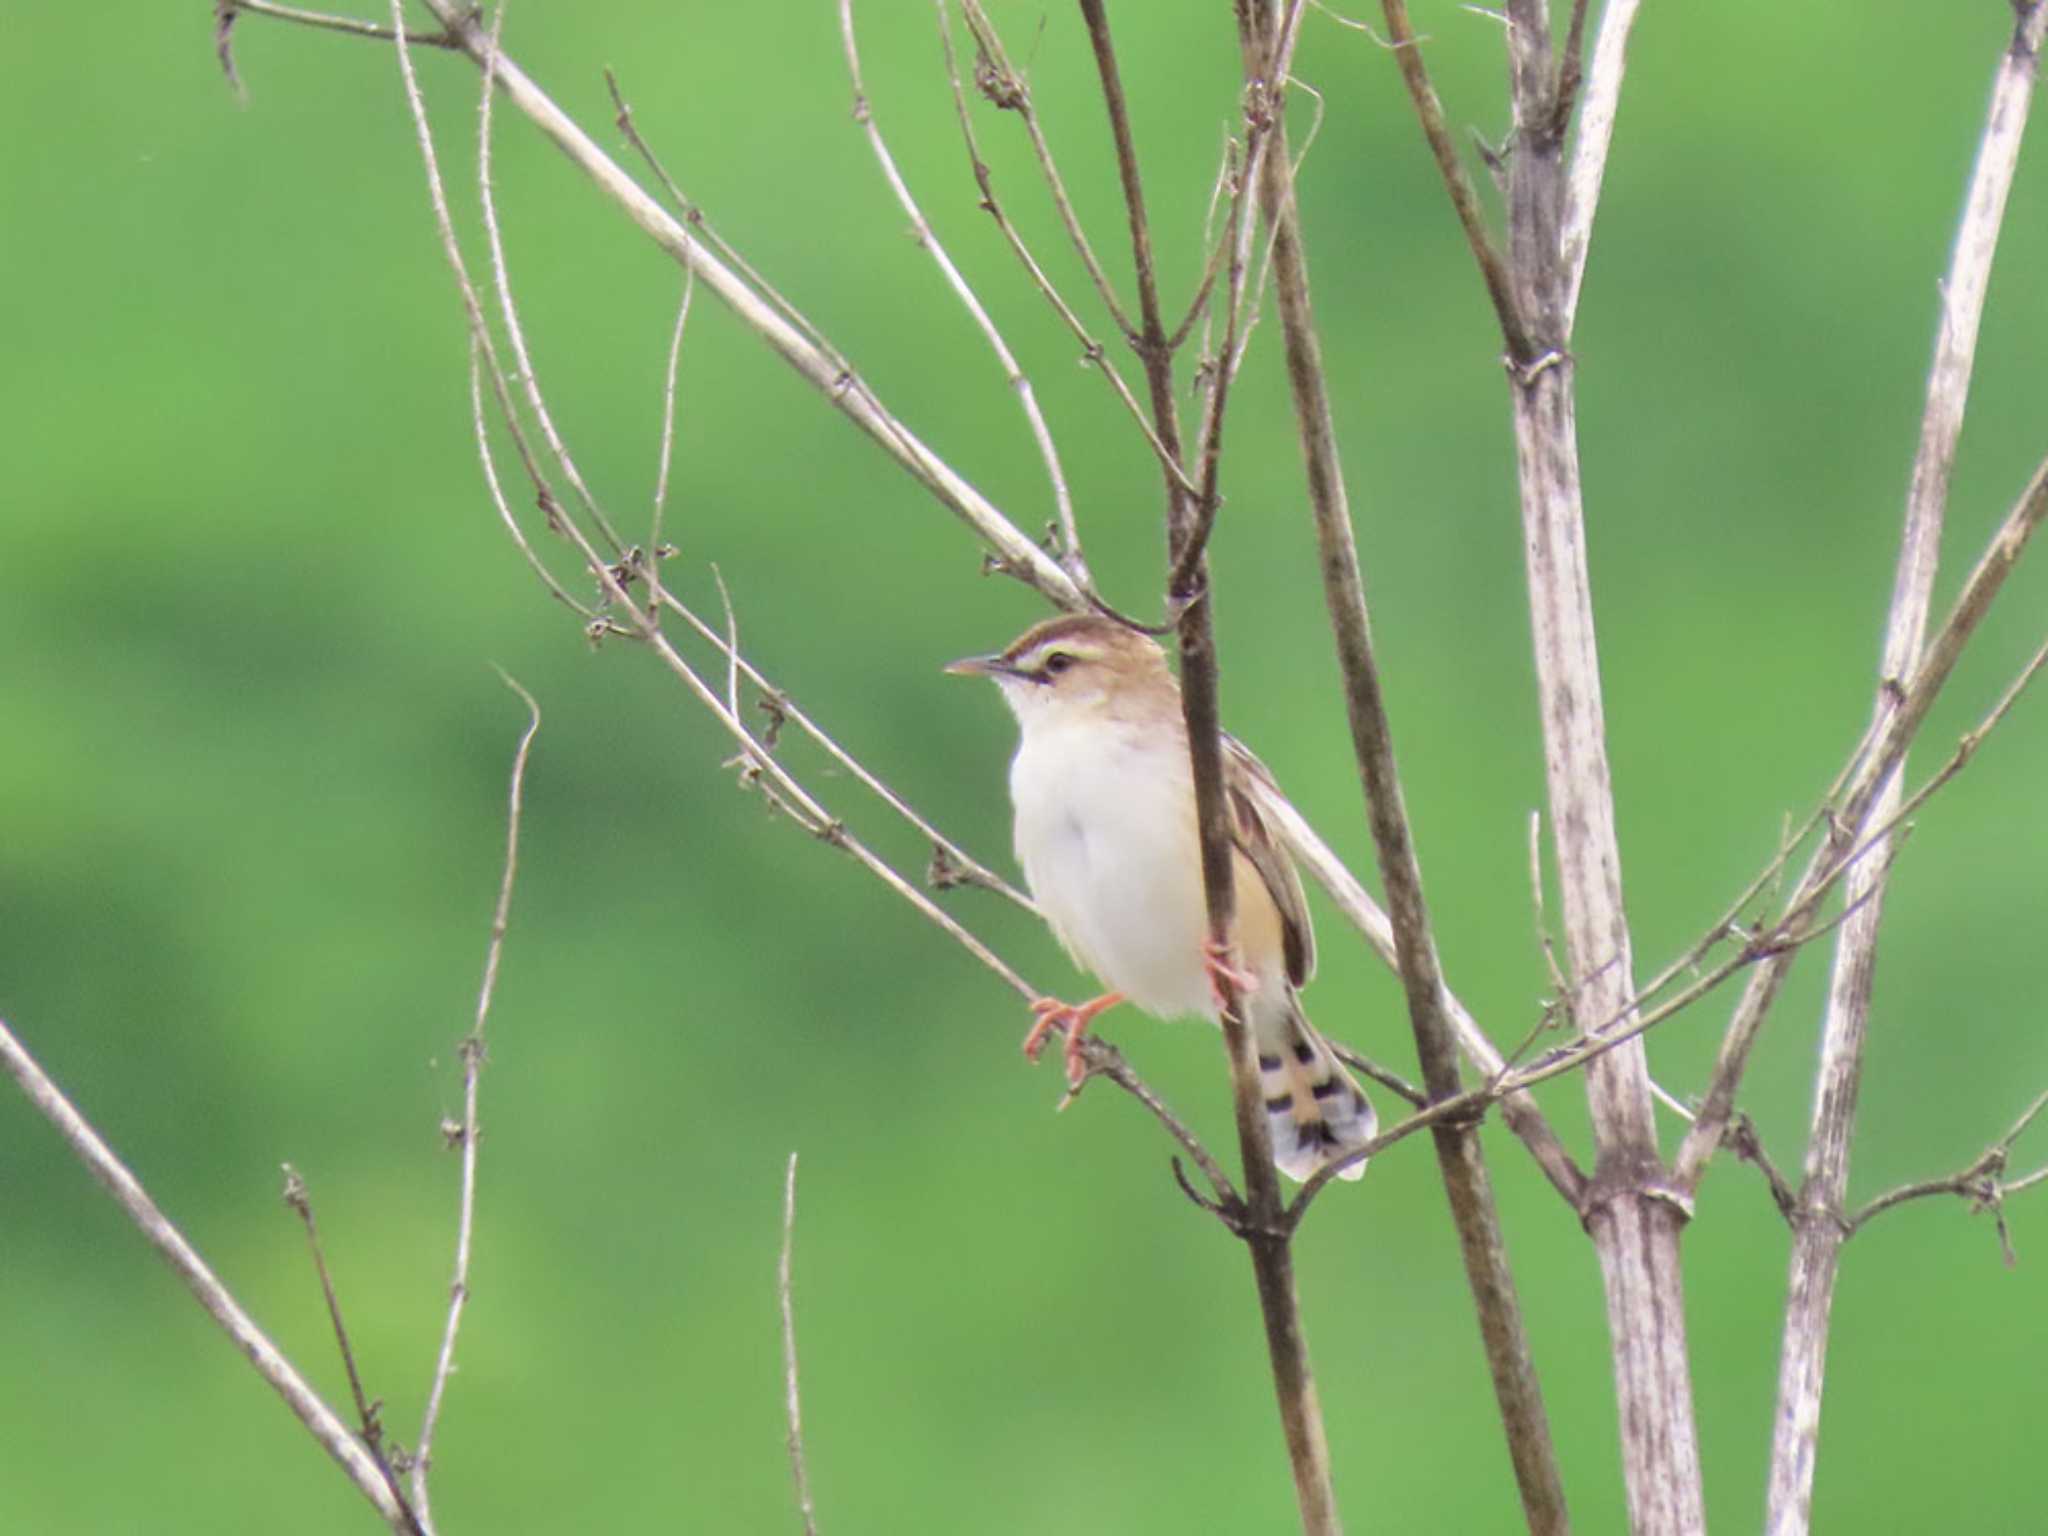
(1257, 1000, 1376, 1183)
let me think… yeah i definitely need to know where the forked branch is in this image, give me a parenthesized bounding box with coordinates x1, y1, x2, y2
(1760, 10, 2048, 1531)
(0, 1018, 419, 1535)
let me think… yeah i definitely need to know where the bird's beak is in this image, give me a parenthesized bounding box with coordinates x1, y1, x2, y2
(944, 652, 1012, 679)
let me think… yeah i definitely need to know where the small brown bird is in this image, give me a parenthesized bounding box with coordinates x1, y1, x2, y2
(948, 614, 1374, 1182)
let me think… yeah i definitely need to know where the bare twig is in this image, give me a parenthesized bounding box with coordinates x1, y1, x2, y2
(220, 0, 453, 54)
(841, 0, 1086, 585)
(642, 273, 695, 625)
(0, 1019, 417, 1535)
(779, 1154, 821, 1536)
(1057, 1, 1340, 1524)
(712, 565, 745, 726)
(603, 70, 860, 398)
(657, 588, 1030, 906)
(405, 0, 1083, 606)
(1728, 1115, 1799, 1226)
(467, 344, 595, 619)
(469, 8, 628, 558)
(1489, 626, 2047, 1190)
(1176, 130, 1262, 602)
(1373, 0, 1534, 360)
(486, 390, 1041, 1004)
(1070, 1036, 1244, 1212)
(1325, 1042, 1425, 1108)
(1076, 0, 1192, 532)
(280, 1163, 414, 1528)
(1559, 0, 1643, 330)
(1240, 6, 1567, 1527)
(1846, 1083, 2048, 1246)
(1680, 448, 2048, 1197)
(1527, 809, 1570, 1003)
(483, 39, 1040, 925)
(408, 667, 540, 1527)
(392, 0, 1050, 1010)
(956, 0, 1137, 338)
(1884, 635, 2048, 825)
(935, 3, 1199, 499)
(282, 1165, 376, 1433)
(1768, 22, 2048, 1500)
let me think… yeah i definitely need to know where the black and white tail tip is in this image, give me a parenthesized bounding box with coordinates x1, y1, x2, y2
(1260, 1026, 1377, 1183)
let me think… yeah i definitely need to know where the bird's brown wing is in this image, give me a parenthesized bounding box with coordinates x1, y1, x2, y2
(1223, 733, 1315, 988)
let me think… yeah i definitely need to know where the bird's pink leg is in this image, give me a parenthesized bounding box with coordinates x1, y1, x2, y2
(1202, 938, 1259, 1012)
(1024, 992, 1125, 1087)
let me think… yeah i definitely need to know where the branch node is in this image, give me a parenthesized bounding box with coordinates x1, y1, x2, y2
(927, 842, 970, 890)
(972, 54, 1028, 112)
(1505, 347, 1570, 387)
(755, 689, 789, 750)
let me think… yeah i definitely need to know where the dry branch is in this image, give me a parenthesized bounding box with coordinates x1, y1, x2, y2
(840, 0, 1086, 584)
(779, 1153, 821, 1536)
(406, 666, 539, 1529)
(1761, 10, 2048, 1530)
(400, 0, 1085, 606)
(0, 1019, 418, 1535)
(1496, 0, 1707, 1525)
(1063, 0, 1340, 1522)
(1241, 3, 1567, 1526)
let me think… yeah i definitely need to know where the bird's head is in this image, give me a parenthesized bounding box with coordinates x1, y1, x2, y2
(945, 614, 1175, 731)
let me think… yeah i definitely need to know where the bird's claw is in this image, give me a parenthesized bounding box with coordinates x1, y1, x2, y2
(1203, 939, 1259, 1009)
(1022, 993, 1124, 1087)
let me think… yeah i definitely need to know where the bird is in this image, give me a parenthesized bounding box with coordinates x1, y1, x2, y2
(947, 613, 1375, 1183)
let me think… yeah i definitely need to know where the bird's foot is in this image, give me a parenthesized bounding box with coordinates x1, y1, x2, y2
(1202, 939, 1259, 1011)
(1024, 992, 1125, 1087)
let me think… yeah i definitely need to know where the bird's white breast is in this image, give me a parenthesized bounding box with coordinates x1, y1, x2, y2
(1008, 716, 1217, 1020)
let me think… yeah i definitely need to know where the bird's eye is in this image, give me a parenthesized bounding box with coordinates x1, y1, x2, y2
(1040, 651, 1076, 678)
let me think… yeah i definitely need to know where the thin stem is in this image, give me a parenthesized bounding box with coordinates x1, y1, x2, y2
(468, 345, 595, 619)
(0, 1019, 417, 1535)
(957, 0, 1137, 337)
(643, 272, 695, 626)
(1077, 0, 1192, 541)
(1560, 0, 1645, 332)
(1846, 1085, 2048, 1237)
(1763, 13, 2048, 1530)
(1179, 132, 1261, 597)
(409, 668, 540, 1526)
(841, 0, 1086, 585)
(1679, 444, 2048, 1195)
(280, 1164, 416, 1532)
(410, 0, 1082, 606)
(468, 10, 627, 556)
(1071, 1036, 1245, 1210)
(220, 0, 453, 49)
(651, 590, 1031, 908)
(1240, 5, 1567, 1527)
(936, 3, 1199, 499)
(1374, 0, 1535, 361)
(1057, 1, 1339, 1524)
(779, 1154, 821, 1536)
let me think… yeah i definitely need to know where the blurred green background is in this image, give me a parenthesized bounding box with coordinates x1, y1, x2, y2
(4, 2, 2045, 1531)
